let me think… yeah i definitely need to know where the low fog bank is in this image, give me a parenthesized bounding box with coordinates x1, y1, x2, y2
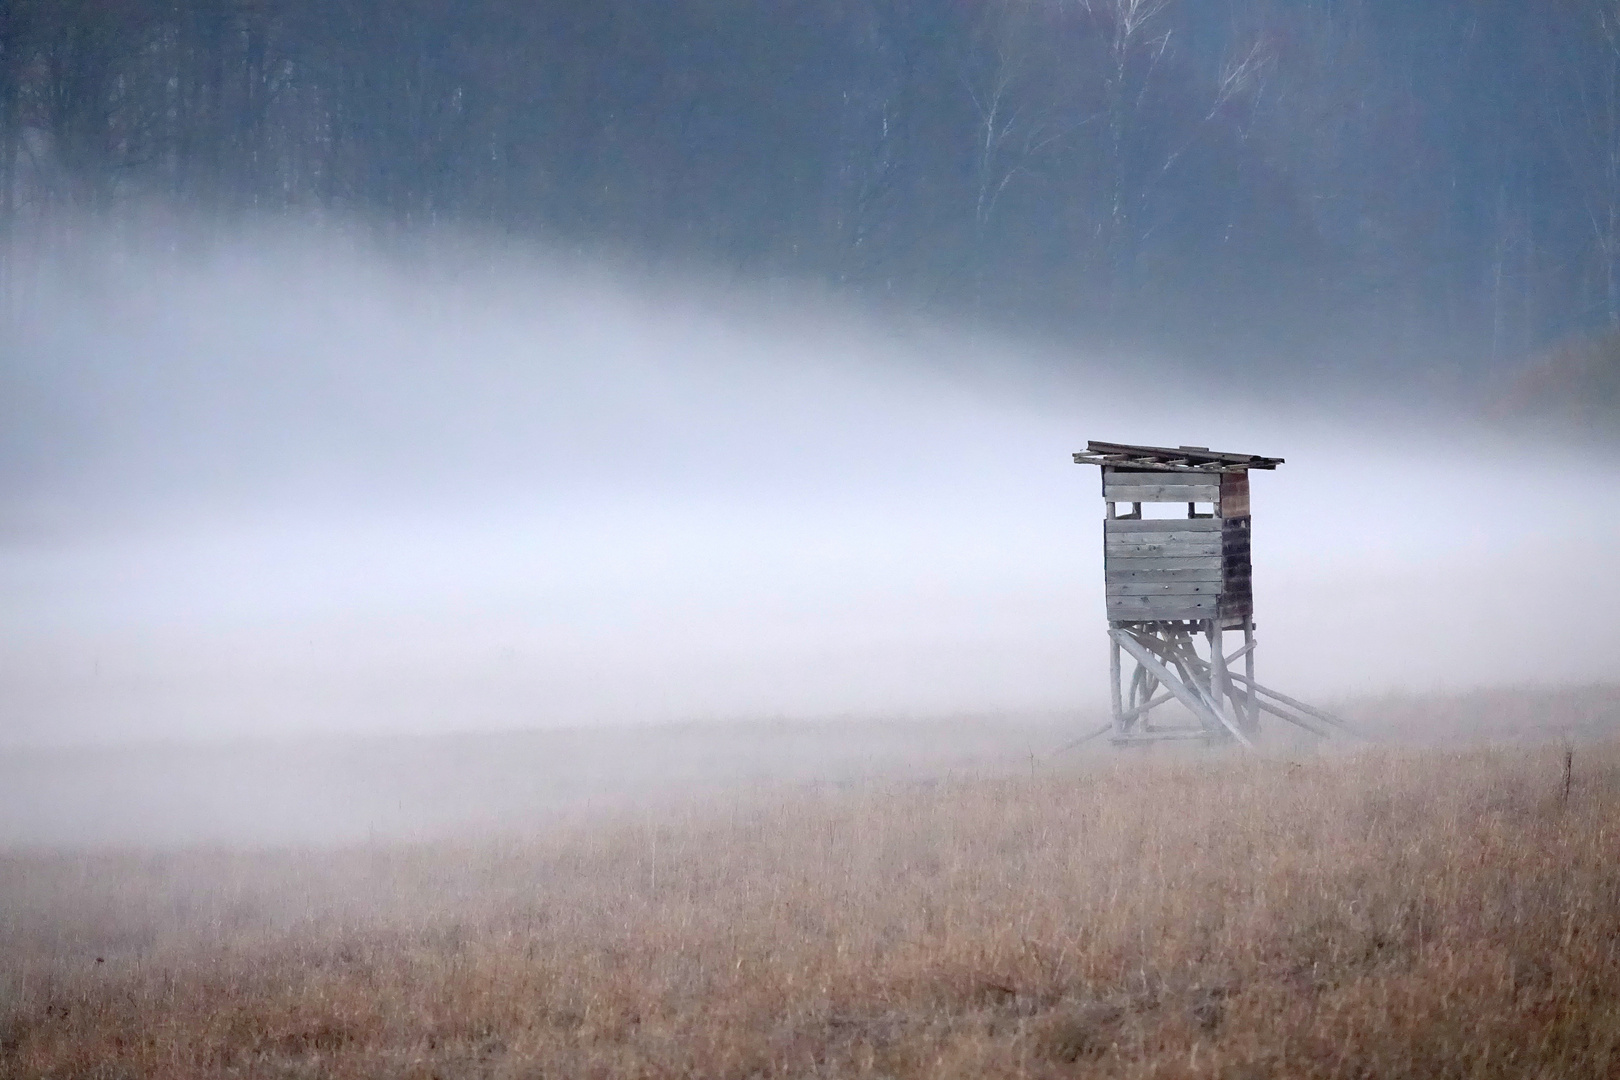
(3, 685, 1617, 848)
(0, 714, 1078, 847)
(3, 218, 1620, 753)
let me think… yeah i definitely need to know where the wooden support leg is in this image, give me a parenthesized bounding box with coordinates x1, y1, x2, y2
(1113, 686, 1178, 727)
(1112, 630, 1253, 748)
(1149, 631, 1253, 728)
(1249, 696, 1334, 738)
(1115, 634, 1252, 730)
(1109, 632, 1124, 735)
(1224, 671, 1359, 736)
(1127, 662, 1159, 730)
(1101, 621, 1348, 750)
(1154, 630, 1226, 727)
(1243, 616, 1259, 733)
(1208, 621, 1232, 728)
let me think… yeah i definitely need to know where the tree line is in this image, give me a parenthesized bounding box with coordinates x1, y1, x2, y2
(3, 0, 1619, 370)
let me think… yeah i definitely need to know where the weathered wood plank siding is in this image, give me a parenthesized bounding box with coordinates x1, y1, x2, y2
(1106, 518, 1223, 533)
(1219, 513, 1253, 620)
(1219, 472, 1250, 518)
(1104, 483, 1220, 503)
(1109, 581, 1221, 595)
(1100, 473, 1256, 624)
(1104, 566, 1223, 582)
(1106, 594, 1220, 620)
(1103, 468, 1220, 503)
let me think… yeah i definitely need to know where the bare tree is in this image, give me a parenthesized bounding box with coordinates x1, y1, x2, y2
(1091, 0, 1175, 287)
(963, 0, 1065, 234)
(1552, 0, 1620, 327)
(1079, 0, 1271, 306)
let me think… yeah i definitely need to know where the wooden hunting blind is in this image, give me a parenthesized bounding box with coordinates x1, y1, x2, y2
(1072, 441, 1351, 746)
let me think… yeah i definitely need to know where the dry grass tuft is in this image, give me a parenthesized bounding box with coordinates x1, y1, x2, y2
(3, 739, 1619, 1078)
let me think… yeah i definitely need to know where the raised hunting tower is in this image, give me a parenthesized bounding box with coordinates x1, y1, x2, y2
(1072, 441, 1351, 746)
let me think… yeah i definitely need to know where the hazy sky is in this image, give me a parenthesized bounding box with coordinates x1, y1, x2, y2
(2, 221, 1616, 749)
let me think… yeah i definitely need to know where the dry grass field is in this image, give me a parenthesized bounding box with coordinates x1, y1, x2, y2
(3, 722, 1619, 1077)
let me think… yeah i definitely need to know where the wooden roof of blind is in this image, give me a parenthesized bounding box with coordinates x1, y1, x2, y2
(1072, 441, 1284, 473)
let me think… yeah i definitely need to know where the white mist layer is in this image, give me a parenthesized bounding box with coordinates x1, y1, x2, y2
(1, 222, 1616, 748)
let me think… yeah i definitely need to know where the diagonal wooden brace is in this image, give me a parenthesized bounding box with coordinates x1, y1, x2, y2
(1111, 630, 1253, 748)
(1223, 671, 1361, 738)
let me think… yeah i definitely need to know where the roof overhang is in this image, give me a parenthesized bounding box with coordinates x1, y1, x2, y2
(1072, 440, 1283, 473)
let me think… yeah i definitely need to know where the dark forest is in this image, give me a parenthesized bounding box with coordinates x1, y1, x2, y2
(6, 13, 1620, 1077)
(4, 0, 1620, 378)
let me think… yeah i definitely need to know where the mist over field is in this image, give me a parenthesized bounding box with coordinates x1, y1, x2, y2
(7, 6, 1620, 1076)
(6, 0, 1620, 767)
(0, 220, 1614, 762)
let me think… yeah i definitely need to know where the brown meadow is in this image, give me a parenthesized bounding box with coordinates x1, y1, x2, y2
(3, 713, 1619, 1078)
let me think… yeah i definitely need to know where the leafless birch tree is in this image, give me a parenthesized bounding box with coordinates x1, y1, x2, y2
(1554, 0, 1620, 326)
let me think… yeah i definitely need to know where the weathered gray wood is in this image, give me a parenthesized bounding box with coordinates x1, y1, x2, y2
(1082, 441, 1350, 750)
(1164, 631, 1230, 721)
(1115, 686, 1177, 726)
(1105, 555, 1224, 573)
(1221, 639, 1255, 666)
(1106, 530, 1225, 544)
(1141, 630, 1252, 729)
(1108, 532, 1223, 549)
(1209, 622, 1239, 734)
(1225, 672, 1360, 735)
(1109, 636, 1123, 733)
(1128, 662, 1160, 728)
(1243, 616, 1258, 732)
(1132, 629, 1219, 718)
(1112, 630, 1226, 734)
(1103, 484, 1219, 503)
(1110, 729, 1219, 744)
(1107, 538, 1224, 557)
(1105, 566, 1224, 583)
(1107, 581, 1222, 596)
(1251, 695, 1334, 737)
(1112, 631, 1253, 747)
(1220, 472, 1250, 518)
(1101, 482, 1218, 501)
(1087, 443, 1283, 471)
(1108, 610, 1218, 626)
(1110, 602, 1207, 621)
(1102, 470, 1198, 486)
(1104, 472, 1217, 487)
(1161, 638, 1253, 677)
(1107, 517, 1222, 533)
(1107, 597, 1219, 618)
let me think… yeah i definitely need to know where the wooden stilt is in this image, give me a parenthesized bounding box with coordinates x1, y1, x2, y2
(1224, 671, 1359, 736)
(1109, 633, 1124, 735)
(1115, 686, 1177, 727)
(1112, 629, 1253, 747)
(1158, 630, 1227, 726)
(1248, 696, 1335, 738)
(1243, 616, 1259, 732)
(1207, 621, 1232, 728)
